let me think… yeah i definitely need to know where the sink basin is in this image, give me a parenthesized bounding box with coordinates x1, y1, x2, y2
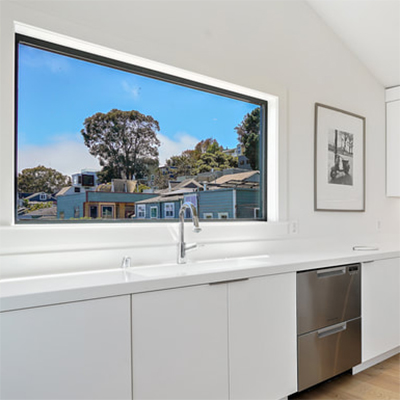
(127, 255, 270, 279)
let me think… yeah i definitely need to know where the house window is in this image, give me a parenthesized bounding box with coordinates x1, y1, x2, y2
(218, 212, 229, 219)
(15, 34, 269, 224)
(82, 174, 95, 187)
(74, 187, 81, 193)
(137, 205, 146, 219)
(164, 203, 175, 218)
(203, 213, 213, 219)
(101, 205, 114, 219)
(39, 193, 47, 201)
(150, 206, 158, 219)
(72, 175, 81, 185)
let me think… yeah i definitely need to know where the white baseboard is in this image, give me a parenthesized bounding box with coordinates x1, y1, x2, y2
(352, 346, 400, 375)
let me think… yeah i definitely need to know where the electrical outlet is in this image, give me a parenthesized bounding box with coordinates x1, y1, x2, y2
(289, 220, 299, 235)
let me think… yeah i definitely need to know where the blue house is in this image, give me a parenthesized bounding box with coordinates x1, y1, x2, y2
(57, 191, 158, 220)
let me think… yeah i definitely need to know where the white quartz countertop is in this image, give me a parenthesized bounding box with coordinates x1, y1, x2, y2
(1, 244, 399, 312)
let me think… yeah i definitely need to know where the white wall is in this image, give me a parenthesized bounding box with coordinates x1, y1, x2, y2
(1, 1, 399, 277)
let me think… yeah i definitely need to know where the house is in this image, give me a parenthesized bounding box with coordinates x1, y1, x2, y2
(0, 2, 399, 400)
(57, 191, 158, 219)
(135, 171, 261, 220)
(22, 192, 57, 204)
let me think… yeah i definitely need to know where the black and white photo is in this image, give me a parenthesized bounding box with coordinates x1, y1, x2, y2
(315, 103, 365, 211)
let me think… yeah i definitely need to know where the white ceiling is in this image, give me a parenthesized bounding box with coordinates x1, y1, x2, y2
(307, 0, 400, 88)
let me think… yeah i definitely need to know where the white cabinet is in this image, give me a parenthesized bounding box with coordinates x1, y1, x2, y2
(131, 284, 229, 400)
(0, 296, 132, 400)
(228, 274, 297, 400)
(131, 273, 297, 400)
(362, 258, 400, 362)
(386, 86, 400, 197)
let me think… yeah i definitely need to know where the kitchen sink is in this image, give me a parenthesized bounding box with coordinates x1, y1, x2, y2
(127, 255, 270, 279)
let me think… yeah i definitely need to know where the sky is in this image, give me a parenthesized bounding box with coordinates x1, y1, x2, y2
(18, 44, 259, 177)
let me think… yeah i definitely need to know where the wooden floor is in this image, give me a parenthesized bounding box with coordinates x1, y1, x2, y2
(290, 354, 400, 400)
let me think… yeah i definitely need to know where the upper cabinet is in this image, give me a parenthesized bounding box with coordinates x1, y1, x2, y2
(386, 86, 400, 197)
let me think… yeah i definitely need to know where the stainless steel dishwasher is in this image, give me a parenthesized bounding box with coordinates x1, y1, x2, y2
(296, 264, 361, 392)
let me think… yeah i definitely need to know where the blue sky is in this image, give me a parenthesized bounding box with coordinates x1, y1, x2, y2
(18, 44, 258, 176)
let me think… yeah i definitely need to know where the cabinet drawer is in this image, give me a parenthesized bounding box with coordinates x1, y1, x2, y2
(297, 264, 361, 334)
(298, 318, 361, 391)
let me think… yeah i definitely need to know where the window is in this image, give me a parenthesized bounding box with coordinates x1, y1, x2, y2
(101, 205, 114, 219)
(15, 34, 268, 223)
(137, 205, 146, 219)
(82, 174, 95, 187)
(39, 193, 47, 201)
(183, 194, 198, 219)
(164, 203, 175, 218)
(203, 213, 213, 219)
(150, 206, 158, 219)
(74, 187, 81, 193)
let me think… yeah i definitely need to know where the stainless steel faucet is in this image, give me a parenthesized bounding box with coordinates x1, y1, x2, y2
(178, 202, 201, 264)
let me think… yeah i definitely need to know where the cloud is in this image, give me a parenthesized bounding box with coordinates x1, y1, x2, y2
(18, 131, 199, 177)
(157, 132, 199, 165)
(122, 80, 141, 99)
(18, 139, 101, 177)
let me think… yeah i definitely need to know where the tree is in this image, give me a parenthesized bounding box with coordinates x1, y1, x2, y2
(193, 151, 237, 174)
(235, 107, 261, 170)
(164, 138, 229, 178)
(193, 140, 237, 175)
(18, 165, 71, 193)
(81, 109, 161, 181)
(153, 169, 169, 189)
(166, 150, 198, 177)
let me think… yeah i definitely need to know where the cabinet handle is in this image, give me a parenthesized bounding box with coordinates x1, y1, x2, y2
(209, 278, 249, 286)
(317, 322, 347, 339)
(317, 267, 346, 278)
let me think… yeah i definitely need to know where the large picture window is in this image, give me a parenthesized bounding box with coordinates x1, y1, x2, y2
(16, 35, 267, 223)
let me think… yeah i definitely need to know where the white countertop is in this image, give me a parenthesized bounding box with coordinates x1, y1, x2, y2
(1, 245, 399, 312)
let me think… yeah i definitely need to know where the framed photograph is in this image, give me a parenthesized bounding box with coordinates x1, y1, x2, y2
(314, 103, 365, 211)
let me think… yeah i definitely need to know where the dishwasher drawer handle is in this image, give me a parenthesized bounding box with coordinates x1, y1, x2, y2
(316, 267, 346, 278)
(317, 322, 347, 339)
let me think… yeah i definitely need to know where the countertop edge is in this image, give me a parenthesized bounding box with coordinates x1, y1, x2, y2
(0, 249, 399, 313)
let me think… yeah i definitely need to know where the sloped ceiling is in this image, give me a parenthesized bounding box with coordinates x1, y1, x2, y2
(307, 0, 400, 88)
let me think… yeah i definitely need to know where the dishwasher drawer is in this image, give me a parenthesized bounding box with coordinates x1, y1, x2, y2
(297, 318, 361, 391)
(297, 264, 361, 335)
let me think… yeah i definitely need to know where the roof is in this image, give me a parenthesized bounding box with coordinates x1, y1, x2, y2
(174, 178, 203, 190)
(56, 187, 72, 196)
(210, 171, 260, 188)
(23, 206, 58, 218)
(25, 192, 46, 200)
(136, 194, 184, 204)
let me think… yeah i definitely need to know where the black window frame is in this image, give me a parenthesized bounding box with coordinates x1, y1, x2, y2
(15, 34, 268, 223)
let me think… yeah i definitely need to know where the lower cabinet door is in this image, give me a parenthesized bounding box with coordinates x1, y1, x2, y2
(362, 258, 400, 361)
(0, 296, 132, 400)
(228, 273, 297, 400)
(131, 284, 229, 400)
